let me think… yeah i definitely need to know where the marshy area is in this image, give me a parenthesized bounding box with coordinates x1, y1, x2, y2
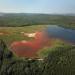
(0, 13, 75, 75)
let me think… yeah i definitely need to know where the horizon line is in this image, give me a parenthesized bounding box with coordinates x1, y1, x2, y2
(0, 12, 75, 15)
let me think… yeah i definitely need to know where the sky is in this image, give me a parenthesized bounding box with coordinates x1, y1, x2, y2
(0, 0, 75, 14)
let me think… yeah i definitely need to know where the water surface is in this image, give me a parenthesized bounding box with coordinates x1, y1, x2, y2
(46, 25, 75, 44)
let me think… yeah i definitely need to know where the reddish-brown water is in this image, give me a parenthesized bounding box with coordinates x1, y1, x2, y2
(10, 31, 51, 58)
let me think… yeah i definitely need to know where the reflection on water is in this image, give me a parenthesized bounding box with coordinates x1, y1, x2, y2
(46, 25, 75, 44)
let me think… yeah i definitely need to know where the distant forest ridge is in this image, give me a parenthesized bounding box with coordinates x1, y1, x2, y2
(0, 13, 75, 27)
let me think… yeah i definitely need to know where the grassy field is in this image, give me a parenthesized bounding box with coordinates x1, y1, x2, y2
(0, 25, 48, 45)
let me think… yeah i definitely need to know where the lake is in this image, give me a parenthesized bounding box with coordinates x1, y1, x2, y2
(46, 25, 75, 44)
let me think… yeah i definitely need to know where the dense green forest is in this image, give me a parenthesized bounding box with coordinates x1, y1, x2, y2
(0, 13, 75, 29)
(0, 40, 75, 75)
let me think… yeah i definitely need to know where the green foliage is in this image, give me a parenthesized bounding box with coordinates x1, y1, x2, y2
(0, 39, 75, 75)
(43, 45, 75, 75)
(0, 13, 75, 29)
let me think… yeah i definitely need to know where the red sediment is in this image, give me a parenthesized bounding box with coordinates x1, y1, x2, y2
(10, 31, 51, 58)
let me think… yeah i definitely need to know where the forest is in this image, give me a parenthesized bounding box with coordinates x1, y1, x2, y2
(0, 13, 75, 29)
